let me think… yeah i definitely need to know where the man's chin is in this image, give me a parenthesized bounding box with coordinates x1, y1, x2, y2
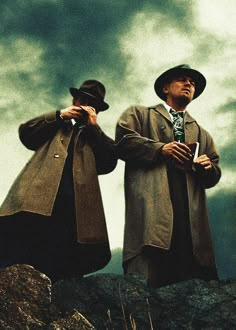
(178, 95, 192, 106)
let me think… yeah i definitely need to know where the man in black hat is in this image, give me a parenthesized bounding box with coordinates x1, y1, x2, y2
(115, 65, 221, 287)
(0, 80, 117, 282)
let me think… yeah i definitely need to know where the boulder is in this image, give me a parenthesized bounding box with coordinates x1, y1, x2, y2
(0, 264, 236, 329)
(0, 264, 94, 329)
(52, 273, 236, 329)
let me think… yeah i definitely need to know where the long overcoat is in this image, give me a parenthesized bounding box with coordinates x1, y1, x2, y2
(115, 104, 221, 267)
(0, 111, 117, 272)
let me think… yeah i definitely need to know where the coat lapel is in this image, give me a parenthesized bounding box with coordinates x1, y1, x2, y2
(184, 111, 199, 143)
(151, 104, 200, 143)
(153, 104, 172, 123)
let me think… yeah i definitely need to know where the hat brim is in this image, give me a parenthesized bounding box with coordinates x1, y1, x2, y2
(69, 88, 109, 111)
(154, 67, 206, 101)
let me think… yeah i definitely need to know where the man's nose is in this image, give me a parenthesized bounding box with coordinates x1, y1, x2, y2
(184, 79, 191, 85)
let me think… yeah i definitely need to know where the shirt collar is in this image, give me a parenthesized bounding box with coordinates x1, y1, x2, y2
(163, 103, 185, 121)
(163, 102, 185, 114)
(71, 118, 87, 130)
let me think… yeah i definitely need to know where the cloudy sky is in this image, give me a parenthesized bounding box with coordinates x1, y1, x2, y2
(0, 0, 235, 279)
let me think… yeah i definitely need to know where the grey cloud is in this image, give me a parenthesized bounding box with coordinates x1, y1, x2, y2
(192, 34, 225, 64)
(208, 97, 236, 278)
(0, 0, 196, 123)
(216, 100, 236, 169)
(220, 145, 236, 170)
(208, 191, 236, 280)
(0, 1, 194, 98)
(217, 99, 236, 114)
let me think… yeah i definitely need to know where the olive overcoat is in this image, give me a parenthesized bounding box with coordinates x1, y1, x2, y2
(115, 104, 221, 267)
(0, 111, 117, 250)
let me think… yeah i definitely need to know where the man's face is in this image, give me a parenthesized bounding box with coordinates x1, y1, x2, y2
(73, 96, 88, 107)
(73, 95, 98, 112)
(163, 75, 196, 104)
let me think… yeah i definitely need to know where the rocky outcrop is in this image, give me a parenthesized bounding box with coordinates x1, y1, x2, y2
(0, 264, 94, 329)
(0, 264, 235, 329)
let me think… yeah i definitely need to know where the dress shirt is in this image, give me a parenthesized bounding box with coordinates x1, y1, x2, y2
(163, 103, 185, 121)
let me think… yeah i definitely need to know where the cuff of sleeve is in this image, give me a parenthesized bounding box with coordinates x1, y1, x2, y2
(56, 110, 64, 122)
(154, 143, 168, 163)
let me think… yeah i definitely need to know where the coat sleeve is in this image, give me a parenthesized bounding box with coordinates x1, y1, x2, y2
(85, 124, 117, 175)
(194, 129, 221, 188)
(115, 106, 165, 165)
(19, 111, 63, 151)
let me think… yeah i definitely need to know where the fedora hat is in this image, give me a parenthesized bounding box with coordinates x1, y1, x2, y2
(154, 64, 206, 101)
(69, 80, 109, 111)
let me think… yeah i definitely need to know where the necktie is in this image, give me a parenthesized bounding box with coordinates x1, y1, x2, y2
(170, 108, 185, 142)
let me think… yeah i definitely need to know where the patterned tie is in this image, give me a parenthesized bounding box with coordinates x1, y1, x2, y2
(170, 108, 185, 142)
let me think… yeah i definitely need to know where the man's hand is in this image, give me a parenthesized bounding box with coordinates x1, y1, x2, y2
(60, 105, 83, 120)
(161, 141, 193, 164)
(80, 105, 97, 125)
(194, 154, 212, 171)
(60, 105, 97, 125)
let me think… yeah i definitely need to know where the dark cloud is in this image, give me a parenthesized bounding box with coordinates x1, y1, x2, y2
(192, 34, 226, 64)
(209, 101, 234, 270)
(0, 0, 194, 99)
(216, 99, 236, 169)
(220, 141, 236, 171)
(217, 99, 236, 114)
(208, 190, 236, 280)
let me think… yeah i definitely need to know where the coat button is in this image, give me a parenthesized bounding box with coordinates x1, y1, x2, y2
(54, 154, 60, 158)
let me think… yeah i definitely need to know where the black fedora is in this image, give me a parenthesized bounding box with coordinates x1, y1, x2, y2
(69, 80, 109, 111)
(154, 64, 206, 101)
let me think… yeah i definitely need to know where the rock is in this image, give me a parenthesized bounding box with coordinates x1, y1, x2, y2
(47, 310, 95, 330)
(0, 264, 236, 329)
(52, 274, 236, 329)
(0, 264, 94, 329)
(0, 264, 51, 329)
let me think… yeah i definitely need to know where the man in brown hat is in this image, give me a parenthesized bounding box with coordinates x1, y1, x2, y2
(115, 64, 221, 287)
(0, 80, 117, 282)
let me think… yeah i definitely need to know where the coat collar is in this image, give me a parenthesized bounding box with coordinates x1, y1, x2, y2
(184, 111, 197, 124)
(148, 104, 172, 123)
(149, 103, 197, 124)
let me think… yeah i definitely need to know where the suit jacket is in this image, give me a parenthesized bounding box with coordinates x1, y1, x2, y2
(115, 104, 221, 267)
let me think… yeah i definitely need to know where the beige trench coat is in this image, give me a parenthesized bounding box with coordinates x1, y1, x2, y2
(0, 111, 117, 246)
(115, 104, 221, 267)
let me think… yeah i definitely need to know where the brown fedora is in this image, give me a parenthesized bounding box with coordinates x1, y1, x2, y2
(69, 80, 109, 111)
(154, 64, 206, 101)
